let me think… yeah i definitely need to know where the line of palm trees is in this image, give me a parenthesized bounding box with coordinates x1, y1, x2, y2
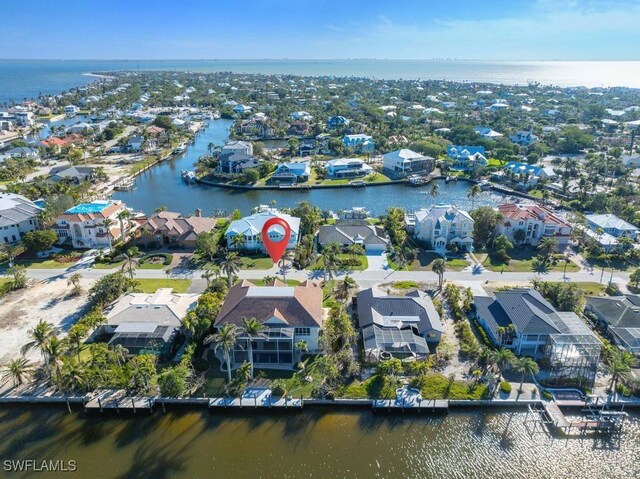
(485, 347, 539, 394)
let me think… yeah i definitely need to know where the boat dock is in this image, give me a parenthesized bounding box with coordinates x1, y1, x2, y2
(84, 389, 154, 413)
(373, 398, 449, 412)
(209, 388, 302, 409)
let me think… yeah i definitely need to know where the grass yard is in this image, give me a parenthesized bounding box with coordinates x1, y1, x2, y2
(0, 277, 13, 298)
(238, 255, 277, 270)
(311, 254, 368, 271)
(393, 280, 421, 289)
(93, 260, 126, 269)
(389, 250, 468, 272)
(548, 281, 607, 296)
(337, 374, 399, 399)
(414, 373, 490, 400)
(479, 248, 580, 273)
(135, 278, 192, 293)
(16, 258, 78, 269)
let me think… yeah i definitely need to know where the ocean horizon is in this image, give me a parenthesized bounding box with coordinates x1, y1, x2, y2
(2, 59, 640, 104)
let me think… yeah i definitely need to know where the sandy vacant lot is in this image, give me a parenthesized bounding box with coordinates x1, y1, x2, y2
(0, 276, 93, 364)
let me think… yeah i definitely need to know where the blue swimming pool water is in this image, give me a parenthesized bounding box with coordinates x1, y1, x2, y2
(65, 203, 107, 214)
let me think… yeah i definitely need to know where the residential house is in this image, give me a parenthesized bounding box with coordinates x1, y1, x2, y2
(382, 148, 435, 177)
(318, 219, 389, 253)
(221, 140, 253, 157)
(48, 165, 95, 184)
(270, 161, 310, 184)
(585, 295, 640, 355)
(621, 155, 640, 169)
(233, 104, 252, 114)
(343, 134, 375, 153)
(127, 136, 144, 152)
(475, 288, 601, 386)
(586, 214, 639, 240)
(64, 105, 78, 117)
(218, 151, 260, 174)
(225, 209, 300, 252)
(102, 288, 198, 357)
(580, 226, 619, 253)
(0, 193, 42, 244)
(66, 122, 94, 135)
(288, 120, 311, 136)
(326, 158, 373, 178)
(4, 146, 40, 159)
(510, 130, 539, 146)
(356, 287, 443, 362)
(213, 279, 323, 369)
(327, 116, 350, 130)
(54, 200, 130, 249)
(412, 204, 474, 253)
(474, 126, 503, 139)
(138, 210, 217, 248)
(496, 203, 572, 247)
(503, 161, 556, 187)
(290, 111, 313, 121)
(446, 145, 487, 171)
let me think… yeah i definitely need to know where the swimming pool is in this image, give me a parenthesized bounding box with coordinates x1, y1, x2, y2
(64, 202, 109, 214)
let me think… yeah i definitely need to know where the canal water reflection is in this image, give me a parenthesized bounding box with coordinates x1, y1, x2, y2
(0, 406, 637, 479)
(112, 120, 508, 216)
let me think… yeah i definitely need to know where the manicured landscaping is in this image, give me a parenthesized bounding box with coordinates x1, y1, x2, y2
(392, 280, 420, 289)
(135, 278, 192, 293)
(93, 259, 126, 269)
(413, 373, 490, 400)
(139, 253, 173, 270)
(311, 254, 368, 271)
(238, 255, 277, 270)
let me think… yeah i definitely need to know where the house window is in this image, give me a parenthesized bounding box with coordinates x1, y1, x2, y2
(295, 327, 311, 336)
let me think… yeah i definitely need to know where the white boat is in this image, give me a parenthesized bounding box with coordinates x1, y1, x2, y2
(181, 170, 196, 183)
(173, 144, 187, 155)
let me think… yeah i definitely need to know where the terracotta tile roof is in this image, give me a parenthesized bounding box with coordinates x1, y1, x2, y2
(215, 280, 323, 328)
(142, 211, 217, 241)
(498, 203, 571, 228)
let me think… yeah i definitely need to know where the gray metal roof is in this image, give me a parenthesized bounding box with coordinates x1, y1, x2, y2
(491, 289, 561, 335)
(318, 220, 388, 247)
(0, 193, 42, 227)
(586, 295, 640, 328)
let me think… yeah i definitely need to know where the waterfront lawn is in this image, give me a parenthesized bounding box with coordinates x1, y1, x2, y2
(414, 373, 490, 400)
(135, 278, 192, 293)
(479, 248, 580, 273)
(311, 254, 368, 271)
(337, 374, 399, 400)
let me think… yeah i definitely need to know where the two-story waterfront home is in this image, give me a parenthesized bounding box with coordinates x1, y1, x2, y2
(225, 209, 300, 253)
(221, 140, 253, 157)
(342, 134, 375, 153)
(64, 104, 78, 117)
(0, 193, 43, 244)
(233, 104, 252, 115)
(476, 288, 601, 387)
(356, 287, 443, 362)
(54, 200, 129, 249)
(503, 162, 556, 186)
(586, 213, 639, 240)
(412, 204, 474, 253)
(446, 145, 487, 171)
(382, 148, 435, 177)
(496, 203, 572, 247)
(326, 158, 373, 178)
(213, 279, 323, 370)
(270, 161, 310, 184)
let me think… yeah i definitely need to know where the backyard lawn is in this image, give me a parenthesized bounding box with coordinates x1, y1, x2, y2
(135, 278, 192, 293)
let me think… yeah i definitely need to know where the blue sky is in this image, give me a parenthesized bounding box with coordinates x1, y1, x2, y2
(2, 0, 639, 60)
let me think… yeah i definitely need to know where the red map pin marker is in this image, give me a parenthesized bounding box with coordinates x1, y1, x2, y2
(261, 217, 291, 264)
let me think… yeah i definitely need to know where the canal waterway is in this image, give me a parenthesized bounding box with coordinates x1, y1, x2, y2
(112, 119, 507, 216)
(0, 406, 637, 479)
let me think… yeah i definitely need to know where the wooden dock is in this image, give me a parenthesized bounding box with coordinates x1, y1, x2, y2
(84, 389, 154, 412)
(527, 400, 628, 435)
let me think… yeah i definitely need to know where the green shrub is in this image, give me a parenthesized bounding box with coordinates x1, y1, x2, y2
(542, 390, 554, 400)
(616, 383, 631, 397)
(271, 379, 287, 397)
(499, 381, 512, 394)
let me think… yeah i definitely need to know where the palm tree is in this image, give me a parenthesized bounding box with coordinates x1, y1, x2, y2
(513, 356, 539, 392)
(43, 335, 66, 382)
(65, 325, 88, 363)
(467, 184, 481, 209)
(487, 347, 516, 380)
(21, 320, 54, 368)
(219, 250, 241, 288)
(204, 324, 240, 383)
(230, 234, 245, 251)
(338, 275, 357, 301)
(67, 272, 83, 296)
(1, 243, 20, 268)
(121, 247, 139, 280)
(102, 218, 114, 251)
(1, 357, 34, 387)
(432, 258, 446, 290)
(606, 349, 636, 392)
(117, 210, 131, 243)
(242, 317, 266, 378)
(201, 267, 220, 288)
(537, 237, 558, 259)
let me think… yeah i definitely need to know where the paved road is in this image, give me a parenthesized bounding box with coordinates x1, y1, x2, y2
(22, 260, 630, 294)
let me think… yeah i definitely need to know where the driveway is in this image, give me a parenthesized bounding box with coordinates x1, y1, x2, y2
(365, 251, 388, 271)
